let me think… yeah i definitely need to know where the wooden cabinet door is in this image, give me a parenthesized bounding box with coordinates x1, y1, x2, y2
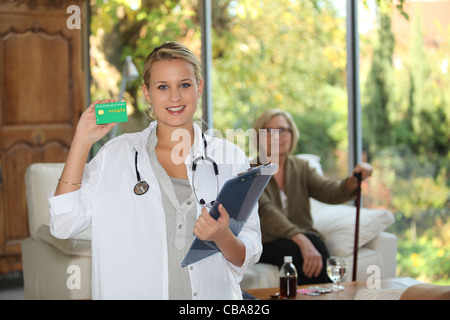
(0, 0, 88, 274)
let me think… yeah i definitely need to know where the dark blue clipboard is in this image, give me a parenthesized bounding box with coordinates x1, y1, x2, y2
(181, 163, 277, 267)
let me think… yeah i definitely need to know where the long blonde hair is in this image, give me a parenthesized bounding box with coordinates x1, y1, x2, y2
(253, 109, 300, 154)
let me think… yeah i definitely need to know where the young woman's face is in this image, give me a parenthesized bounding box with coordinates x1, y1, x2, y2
(144, 59, 203, 130)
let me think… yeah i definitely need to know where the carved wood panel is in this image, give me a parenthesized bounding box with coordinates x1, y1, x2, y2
(0, 0, 87, 274)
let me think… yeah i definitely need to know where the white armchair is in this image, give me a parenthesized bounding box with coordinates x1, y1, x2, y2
(22, 163, 91, 300)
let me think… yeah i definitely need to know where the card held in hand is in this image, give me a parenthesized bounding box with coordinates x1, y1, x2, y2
(95, 101, 128, 124)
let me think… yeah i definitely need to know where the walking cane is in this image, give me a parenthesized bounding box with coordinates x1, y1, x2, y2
(352, 172, 362, 282)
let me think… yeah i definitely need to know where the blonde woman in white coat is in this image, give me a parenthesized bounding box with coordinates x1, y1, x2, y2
(49, 42, 262, 299)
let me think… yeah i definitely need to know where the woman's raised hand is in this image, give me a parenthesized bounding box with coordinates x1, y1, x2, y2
(73, 99, 118, 150)
(55, 99, 117, 196)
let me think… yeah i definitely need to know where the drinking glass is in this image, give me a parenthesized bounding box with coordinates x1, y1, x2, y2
(326, 258, 347, 291)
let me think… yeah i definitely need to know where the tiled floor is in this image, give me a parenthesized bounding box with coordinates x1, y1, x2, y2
(0, 272, 25, 300)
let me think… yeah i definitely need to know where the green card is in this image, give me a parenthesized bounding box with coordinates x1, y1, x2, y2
(95, 102, 128, 124)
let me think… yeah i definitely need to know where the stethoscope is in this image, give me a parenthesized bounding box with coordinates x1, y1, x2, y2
(133, 133, 220, 208)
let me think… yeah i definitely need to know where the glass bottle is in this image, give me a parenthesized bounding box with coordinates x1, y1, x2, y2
(279, 256, 297, 298)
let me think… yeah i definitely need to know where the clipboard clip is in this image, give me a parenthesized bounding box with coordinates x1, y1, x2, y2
(237, 163, 273, 177)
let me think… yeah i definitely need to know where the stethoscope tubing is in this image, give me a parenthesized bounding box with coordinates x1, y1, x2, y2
(133, 133, 219, 205)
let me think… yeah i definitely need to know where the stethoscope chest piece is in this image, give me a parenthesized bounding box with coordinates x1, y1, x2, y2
(134, 181, 149, 195)
(134, 151, 149, 195)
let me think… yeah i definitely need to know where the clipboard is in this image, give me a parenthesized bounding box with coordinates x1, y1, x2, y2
(181, 163, 277, 267)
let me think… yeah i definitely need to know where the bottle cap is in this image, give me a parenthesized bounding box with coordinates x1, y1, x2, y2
(284, 256, 293, 263)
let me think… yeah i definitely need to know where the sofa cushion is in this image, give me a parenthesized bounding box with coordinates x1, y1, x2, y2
(311, 199, 395, 257)
(36, 224, 92, 256)
(241, 263, 279, 289)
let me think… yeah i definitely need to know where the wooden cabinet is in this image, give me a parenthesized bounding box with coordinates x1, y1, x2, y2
(0, 0, 88, 274)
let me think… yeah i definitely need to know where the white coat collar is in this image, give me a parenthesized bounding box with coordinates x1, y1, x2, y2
(132, 121, 207, 162)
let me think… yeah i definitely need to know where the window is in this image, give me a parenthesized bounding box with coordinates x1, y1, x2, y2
(359, 0, 449, 283)
(211, 0, 349, 175)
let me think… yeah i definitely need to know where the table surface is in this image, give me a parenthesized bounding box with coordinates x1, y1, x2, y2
(245, 277, 420, 300)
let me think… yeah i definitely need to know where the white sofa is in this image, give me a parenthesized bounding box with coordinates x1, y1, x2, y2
(22, 155, 397, 299)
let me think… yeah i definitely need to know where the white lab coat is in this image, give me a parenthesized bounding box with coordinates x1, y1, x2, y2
(48, 121, 262, 300)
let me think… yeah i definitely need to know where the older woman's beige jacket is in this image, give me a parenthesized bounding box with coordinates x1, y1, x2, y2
(257, 155, 354, 243)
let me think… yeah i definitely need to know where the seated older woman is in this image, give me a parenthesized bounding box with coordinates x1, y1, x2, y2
(253, 109, 373, 285)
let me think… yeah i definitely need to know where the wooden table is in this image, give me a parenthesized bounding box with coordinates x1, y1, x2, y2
(246, 277, 420, 300)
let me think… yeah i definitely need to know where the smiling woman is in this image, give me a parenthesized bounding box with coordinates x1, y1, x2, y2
(143, 59, 202, 135)
(141, 43, 204, 179)
(47, 41, 262, 299)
